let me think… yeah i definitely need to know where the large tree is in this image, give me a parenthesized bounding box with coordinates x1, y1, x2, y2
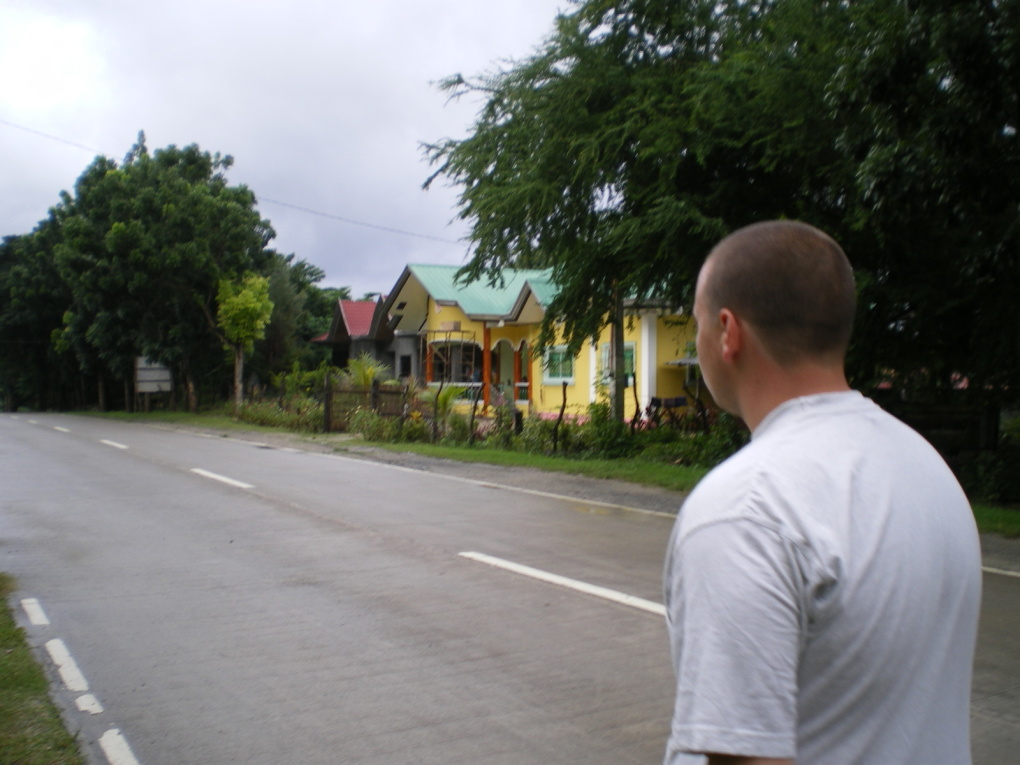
(0, 221, 78, 410)
(53, 134, 275, 411)
(425, 0, 826, 418)
(427, 0, 1020, 415)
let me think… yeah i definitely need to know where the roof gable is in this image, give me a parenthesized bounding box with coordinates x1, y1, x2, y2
(405, 264, 554, 319)
(340, 300, 378, 338)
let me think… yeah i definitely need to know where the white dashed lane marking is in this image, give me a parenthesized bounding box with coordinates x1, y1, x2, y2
(189, 468, 254, 489)
(459, 551, 666, 616)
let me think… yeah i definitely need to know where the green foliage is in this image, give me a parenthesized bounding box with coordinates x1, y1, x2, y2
(427, 0, 1020, 408)
(217, 274, 273, 352)
(397, 412, 432, 443)
(348, 407, 396, 441)
(582, 401, 635, 459)
(490, 401, 520, 449)
(516, 414, 586, 456)
(341, 352, 392, 388)
(443, 413, 474, 446)
(233, 397, 322, 432)
(418, 384, 468, 437)
(953, 448, 1020, 504)
(271, 363, 333, 400)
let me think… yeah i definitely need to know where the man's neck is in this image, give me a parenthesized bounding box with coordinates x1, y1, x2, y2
(738, 362, 851, 433)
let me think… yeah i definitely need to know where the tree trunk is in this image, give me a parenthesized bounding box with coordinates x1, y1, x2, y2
(611, 289, 626, 422)
(184, 359, 198, 414)
(233, 345, 244, 413)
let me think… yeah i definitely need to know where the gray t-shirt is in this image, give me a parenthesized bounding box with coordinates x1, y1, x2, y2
(664, 392, 982, 764)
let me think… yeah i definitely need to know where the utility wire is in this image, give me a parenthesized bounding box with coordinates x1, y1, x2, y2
(257, 196, 460, 244)
(0, 118, 460, 245)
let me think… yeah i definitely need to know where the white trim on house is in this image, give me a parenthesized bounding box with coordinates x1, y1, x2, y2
(639, 311, 657, 413)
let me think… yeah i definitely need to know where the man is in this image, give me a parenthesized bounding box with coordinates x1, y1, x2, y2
(663, 221, 982, 765)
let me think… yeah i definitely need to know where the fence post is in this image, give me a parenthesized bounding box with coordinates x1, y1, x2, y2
(371, 378, 380, 412)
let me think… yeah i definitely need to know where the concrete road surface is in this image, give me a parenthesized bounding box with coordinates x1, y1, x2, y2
(1, 413, 1018, 764)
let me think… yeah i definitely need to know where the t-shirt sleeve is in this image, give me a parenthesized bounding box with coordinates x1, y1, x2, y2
(665, 517, 804, 760)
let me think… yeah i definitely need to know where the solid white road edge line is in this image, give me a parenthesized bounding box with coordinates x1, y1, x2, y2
(21, 598, 50, 625)
(99, 439, 128, 449)
(99, 728, 142, 765)
(317, 452, 676, 519)
(189, 468, 254, 490)
(460, 551, 666, 617)
(44, 638, 90, 693)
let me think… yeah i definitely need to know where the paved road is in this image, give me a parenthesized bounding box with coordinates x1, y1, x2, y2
(1, 413, 1017, 764)
(1, 413, 675, 764)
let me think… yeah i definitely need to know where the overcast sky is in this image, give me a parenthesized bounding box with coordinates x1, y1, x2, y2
(0, 0, 567, 298)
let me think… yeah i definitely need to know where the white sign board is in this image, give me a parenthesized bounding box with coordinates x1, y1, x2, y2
(135, 357, 173, 394)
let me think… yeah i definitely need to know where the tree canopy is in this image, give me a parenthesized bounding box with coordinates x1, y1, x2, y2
(0, 134, 345, 411)
(426, 0, 1020, 408)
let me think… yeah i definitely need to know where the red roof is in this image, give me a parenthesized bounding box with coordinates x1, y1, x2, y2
(340, 300, 378, 338)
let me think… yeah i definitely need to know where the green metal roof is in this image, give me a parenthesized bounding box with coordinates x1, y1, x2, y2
(521, 272, 559, 308)
(407, 264, 556, 318)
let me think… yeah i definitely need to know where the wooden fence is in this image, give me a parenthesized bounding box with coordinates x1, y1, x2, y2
(323, 377, 417, 433)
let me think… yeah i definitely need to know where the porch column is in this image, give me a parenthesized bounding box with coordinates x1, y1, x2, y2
(523, 342, 533, 406)
(425, 342, 434, 383)
(482, 325, 492, 410)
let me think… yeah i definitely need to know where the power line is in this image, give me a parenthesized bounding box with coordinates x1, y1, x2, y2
(0, 118, 461, 246)
(257, 197, 461, 245)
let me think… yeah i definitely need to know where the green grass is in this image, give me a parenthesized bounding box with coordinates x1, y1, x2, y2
(972, 503, 1020, 538)
(335, 440, 709, 494)
(0, 575, 85, 765)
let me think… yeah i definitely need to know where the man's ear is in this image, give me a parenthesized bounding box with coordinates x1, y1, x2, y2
(718, 308, 741, 363)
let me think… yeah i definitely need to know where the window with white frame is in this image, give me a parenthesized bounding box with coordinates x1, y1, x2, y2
(543, 346, 574, 384)
(599, 342, 635, 386)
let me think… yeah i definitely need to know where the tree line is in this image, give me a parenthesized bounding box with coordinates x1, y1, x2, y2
(0, 133, 348, 412)
(426, 0, 1020, 414)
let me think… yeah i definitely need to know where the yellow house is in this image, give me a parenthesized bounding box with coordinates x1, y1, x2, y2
(382, 264, 699, 420)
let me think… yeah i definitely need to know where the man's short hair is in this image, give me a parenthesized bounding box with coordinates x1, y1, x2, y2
(705, 220, 856, 364)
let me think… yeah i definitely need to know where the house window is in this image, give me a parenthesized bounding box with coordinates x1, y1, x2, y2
(599, 342, 635, 386)
(543, 346, 574, 384)
(398, 355, 412, 378)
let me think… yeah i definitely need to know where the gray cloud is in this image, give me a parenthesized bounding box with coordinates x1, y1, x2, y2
(0, 0, 564, 297)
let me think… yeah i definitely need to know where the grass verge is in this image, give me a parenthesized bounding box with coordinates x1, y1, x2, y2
(972, 503, 1020, 539)
(335, 440, 710, 494)
(0, 574, 85, 765)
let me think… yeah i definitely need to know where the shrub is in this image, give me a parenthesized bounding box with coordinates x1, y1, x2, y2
(397, 411, 432, 443)
(235, 398, 323, 432)
(348, 407, 394, 441)
(517, 413, 585, 455)
(580, 401, 635, 459)
(443, 412, 473, 445)
(491, 401, 519, 449)
(953, 446, 1020, 503)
